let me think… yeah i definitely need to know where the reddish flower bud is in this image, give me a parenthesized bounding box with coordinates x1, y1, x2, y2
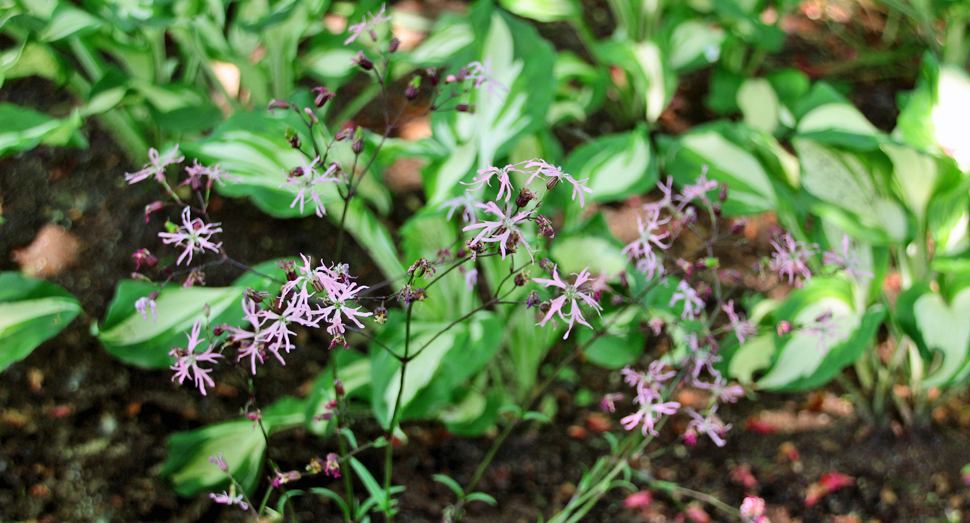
(352, 139, 364, 155)
(718, 183, 729, 202)
(388, 37, 400, 53)
(353, 51, 374, 70)
(303, 107, 318, 124)
(312, 87, 335, 108)
(132, 248, 157, 269)
(405, 84, 418, 100)
(268, 99, 290, 113)
(144, 201, 165, 223)
(334, 379, 345, 396)
(455, 66, 468, 81)
(426, 67, 439, 86)
(455, 104, 474, 113)
(776, 320, 792, 336)
(539, 258, 555, 274)
(516, 188, 536, 208)
(514, 271, 530, 287)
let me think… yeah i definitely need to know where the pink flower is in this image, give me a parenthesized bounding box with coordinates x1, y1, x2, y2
(229, 299, 268, 375)
(466, 57, 510, 103)
(740, 495, 768, 523)
(524, 159, 593, 207)
(721, 299, 757, 346)
(669, 280, 705, 320)
(439, 192, 480, 223)
(621, 386, 681, 437)
(459, 267, 478, 291)
(209, 452, 228, 472)
(124, 145, 184, 184)
(169, 320, 223, 395)
(698, 376, 745, 404)
(601, 393, 623, 412)
(534, 266, 603, 339)
(210, 490, 248, 511)
(462, 201, 535, 261)
(344, 3, 391, 45)
(823, 234, 873, 283)
(769, 233, 817, 286)
(684, 406, 732, 447)
(135, 295, 157, 323)
(279, 158, 339, 217)
(324, 453, 341, 478)
(157, 207, 223, 266)
(674, 170, 718, 211)
(463, 164, 517, 203)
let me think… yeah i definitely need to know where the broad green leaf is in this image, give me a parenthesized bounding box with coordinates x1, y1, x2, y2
(41, 3, 103, 41)
(550, 220, 628, 276)
(633, 41, 668, 123)
(669, 19, 724, 72)
(0, 104, 85, 157)
(562, 126, 656, 203)
(95, 260, 286, 368)
(794, 139, 908, 243)
(737, 78, 779, 134)
(162, 396, 305, 496)
(724, 333, 776, 385)
(664, 126, 777, 215)
(497, 0, 580, 22)
(897, 282, 970, 387)
(0, 272, 80, 371)
(581, 331, 645, 369)
(439, 388, 503, 436)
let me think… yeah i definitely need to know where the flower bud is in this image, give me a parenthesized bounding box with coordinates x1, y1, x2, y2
(730, 217, 748, 236)
(353, 51, 374, 71)
(132, 248, 157, 269)
(539, 258, 556, 274)
(718, 183, 729, 202)
(144, 201, 165, 223)
(374, 306, 388, 324)
(268, 99, 290, 114)
(334, 379, 345, 396)
(303, 107, 318, 124)
(526, 290, 541, 309)
(213, 324, 227, 336)
(455, 66, 468, 82)
(545, 176, 560, 190)
(388, 37, 400, 53)
(247, 409, 263, 423)
(455, 104, 475, 113)
(335, 128, 353, 141)
(538, 301, 552, 314)
(516, 188, 536, 208)
(352, 138, 364, 155)
(426, 67, 439, 86)
(202, 303, 211, 317)
(285, 127, 301, 149)
(776, 320, 792, 336)
(712, 202, 722, 217)
(312, 87, 335, 108)
(514, 271, 530, 287)
(405, 84, 418, 100)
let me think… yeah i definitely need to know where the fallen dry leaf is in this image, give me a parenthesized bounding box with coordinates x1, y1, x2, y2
(12, 223, 81, 277)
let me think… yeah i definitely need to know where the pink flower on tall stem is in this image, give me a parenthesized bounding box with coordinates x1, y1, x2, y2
(279, 158, 339, 218)
(534, 266, 602, 339)
(169, 320, 223, 395)
(157, 207, 223, 266)
(462, 201, 535, 260)
(769, 233, 817, 286)
(344, 3, 391, 45)
(620, 386, 681, 437)
(721, 299, 757, 346)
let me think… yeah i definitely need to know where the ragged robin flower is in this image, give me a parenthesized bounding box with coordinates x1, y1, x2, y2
(157, 207, 223, 266)
(534, 265, 602, 339)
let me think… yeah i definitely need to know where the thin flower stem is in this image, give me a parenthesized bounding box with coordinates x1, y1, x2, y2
(331, 363, 355, 522)
(384, 301, 414, 521)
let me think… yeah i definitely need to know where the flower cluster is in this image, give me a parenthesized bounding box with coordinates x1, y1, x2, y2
(168, 320, 223, 395)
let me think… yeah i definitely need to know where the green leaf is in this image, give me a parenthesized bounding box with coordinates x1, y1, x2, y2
(663, 124, 778, 215)
(161, 396, 305, 497)
(562, 125, 656, 203)
(581, 331, 645, 369)
(40, 3, 103, 41)
(669, 19, 724, 72)
(497, 0, 580, 22)
(95, 260, 287, 368)
(0, 272, 80, 371)
(550, 214, 628, 276)
(433, 474, 465, 498)
(0, 103, 85, 157)
(737, 78, 779, 134)
(465, 492, 498, 505)
(349, 457, 388, 506)
(897, 282, 970, 387)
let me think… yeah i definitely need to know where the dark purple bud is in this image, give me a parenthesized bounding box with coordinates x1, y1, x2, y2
(426, 67, 440, 86)
(213, 324, 226, 336)
(718, 183, 729, 202)
(455, 66, 468, 81)
(730, 217, 748, 236)
(516, 188, 536, 208)
(352, 139, 364, 155)
(526, 290, 541, 309)
(514, 271, 530, 287)
(405, 84, 418, 100)
(539, 258, 555, 274)
(312, 87, 335, 108)
(335, 128, 353, 141)
(546, 176, 560, 190)
(353, 51, 374, 71)
(455, 104, 475, 113)
(334, 379, 345, 396)
(285, 127, 301, 149)
(538, 301, 551, 314)
(388, 37, 400, 53)
(712, 202, 722, 217)
(268, 99, 290, 114)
